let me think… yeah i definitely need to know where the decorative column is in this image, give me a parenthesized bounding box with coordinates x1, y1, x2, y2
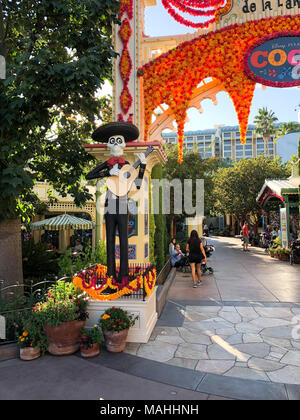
(95, 180, 104, 245)
(113, 0, 143, 134)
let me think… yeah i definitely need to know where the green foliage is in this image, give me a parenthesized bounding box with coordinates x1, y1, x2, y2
(57, 240, 107, 277)
(0, 0, 120, 221)
(148, 175, 156, 266)
(17, 313, 48, 354)
(32, 280, 88, 326)
(152, 164, 167, 272)
(254, 107, 278, 150)
(22, 239, 59, 279)
(275, 122, 300, 144)
(99, 307, 138, 333)
(162, 145, 232, 218)
(79, 326, 103, 348)
(212, 156, 289, 221)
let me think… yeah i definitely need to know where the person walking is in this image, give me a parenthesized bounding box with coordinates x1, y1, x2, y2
(186, 230, 207, 288)
(242, 221, 250, 252)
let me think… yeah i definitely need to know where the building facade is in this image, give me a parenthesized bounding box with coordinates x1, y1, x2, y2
(162, 124, 277, 161)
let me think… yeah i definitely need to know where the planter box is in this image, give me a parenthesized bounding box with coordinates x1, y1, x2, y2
(86, 287, 158, 344)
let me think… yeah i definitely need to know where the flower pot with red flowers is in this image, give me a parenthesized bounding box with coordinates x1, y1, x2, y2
(33, 280, 88, 356)
(79, 325, 102, 358)
(99, 307, 138, 353)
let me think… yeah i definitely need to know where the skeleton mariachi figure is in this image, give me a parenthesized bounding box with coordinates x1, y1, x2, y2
(86, 122, 147, 283)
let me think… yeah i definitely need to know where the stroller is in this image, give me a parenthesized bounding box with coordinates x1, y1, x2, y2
(201, 240, 215, 274)
(290, 239, 300, 265)
(180, 238, 215, 274)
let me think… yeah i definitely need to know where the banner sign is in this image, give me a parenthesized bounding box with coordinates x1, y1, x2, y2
(280, 207, 288, 248)
(244, 32, 300, 87)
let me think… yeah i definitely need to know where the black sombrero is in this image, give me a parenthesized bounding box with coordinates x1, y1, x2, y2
(92, 122, 139, 143)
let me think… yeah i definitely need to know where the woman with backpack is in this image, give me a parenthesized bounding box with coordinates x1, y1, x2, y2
(186, 230, 207, 288)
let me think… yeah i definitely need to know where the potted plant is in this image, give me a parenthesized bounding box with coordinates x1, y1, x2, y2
(33, 280, 88, 356)
(99, 307, 138, 353)
(79, 325, 102, 358)
(278, 247, 290, 261)
(17, 315, 47, 361)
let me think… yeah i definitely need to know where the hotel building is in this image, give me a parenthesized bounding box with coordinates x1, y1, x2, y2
(162, 124, 277, 161)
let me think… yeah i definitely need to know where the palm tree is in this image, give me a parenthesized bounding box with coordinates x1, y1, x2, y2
(254, 107, 278, 156)
(275, 122, 300, 144)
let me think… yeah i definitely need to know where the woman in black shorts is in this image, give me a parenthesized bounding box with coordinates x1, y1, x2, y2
(186, 230, 207, 288)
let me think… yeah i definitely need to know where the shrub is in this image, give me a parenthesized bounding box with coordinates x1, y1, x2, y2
(32, 280, 88, 326)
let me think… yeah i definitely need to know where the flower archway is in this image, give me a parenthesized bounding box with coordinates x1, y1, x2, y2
(138, 14, 300, 162)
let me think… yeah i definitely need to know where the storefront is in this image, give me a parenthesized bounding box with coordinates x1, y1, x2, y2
(257, 177, 300, 246)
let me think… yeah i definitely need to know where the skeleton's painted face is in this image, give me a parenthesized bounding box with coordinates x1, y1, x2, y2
(107, 135, 125, 157)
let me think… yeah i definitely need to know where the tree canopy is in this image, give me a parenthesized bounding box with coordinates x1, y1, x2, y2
(212, 156, 290, 222)
(0, 0, 120, 221)
(162, 144, 231, 220)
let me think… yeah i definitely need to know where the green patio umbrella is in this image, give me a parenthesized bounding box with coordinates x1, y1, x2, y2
(31, 214, 95, 231)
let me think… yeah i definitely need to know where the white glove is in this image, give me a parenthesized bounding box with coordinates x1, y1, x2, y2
(109, 164, 120, 176)
(136, 153, 146, 165)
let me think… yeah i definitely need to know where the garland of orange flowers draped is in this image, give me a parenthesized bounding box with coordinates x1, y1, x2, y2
(72, 265, 157, 301)
(137, 15, 300, 163)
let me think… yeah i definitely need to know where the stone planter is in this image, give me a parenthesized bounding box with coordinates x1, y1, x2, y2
(44, 320, 86, 356)
(103, 329, 129, 353)
(80, 343, 100, 358)
(20, 346, 40, 361)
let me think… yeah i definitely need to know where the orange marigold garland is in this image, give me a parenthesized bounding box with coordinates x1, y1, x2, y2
(120, 0, 133, 19)
(118, 1, 134, 118)
(72, 265, 157, 302)
(138, 14, 300, 163)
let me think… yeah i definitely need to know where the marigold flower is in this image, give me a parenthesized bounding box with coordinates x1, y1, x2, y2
(102, 314, 110, 320)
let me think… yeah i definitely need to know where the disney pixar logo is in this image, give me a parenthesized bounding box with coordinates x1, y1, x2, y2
(244, 32, 300, 87)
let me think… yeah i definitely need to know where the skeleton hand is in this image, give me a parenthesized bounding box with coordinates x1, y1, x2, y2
(109, 164, 120, 176)
(136, 153, 146, 165)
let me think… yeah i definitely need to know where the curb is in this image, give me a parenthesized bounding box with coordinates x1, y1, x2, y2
(156, 268, 176, 318)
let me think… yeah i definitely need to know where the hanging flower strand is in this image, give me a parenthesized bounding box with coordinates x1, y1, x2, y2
(161, 0, 225, 28)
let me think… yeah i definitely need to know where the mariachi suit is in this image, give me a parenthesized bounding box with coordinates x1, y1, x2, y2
(86, 156, 146, 282)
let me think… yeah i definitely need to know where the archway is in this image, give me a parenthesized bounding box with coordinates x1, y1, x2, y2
(138, 14, 300, 161)
(149, 78, 224, 141)
(112, 0, 300, 162)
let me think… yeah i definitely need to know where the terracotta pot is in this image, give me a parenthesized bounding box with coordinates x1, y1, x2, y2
(44, 320, 86, 356)
(279, 254, 289, 261)
(80, 343, 100, 358)
(20, 346, 40, 361)
(103, 329, 129, 353)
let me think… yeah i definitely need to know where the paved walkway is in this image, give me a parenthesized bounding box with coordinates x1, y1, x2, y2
(1, 236, 300, 400)
(125, 237, 300, 387)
